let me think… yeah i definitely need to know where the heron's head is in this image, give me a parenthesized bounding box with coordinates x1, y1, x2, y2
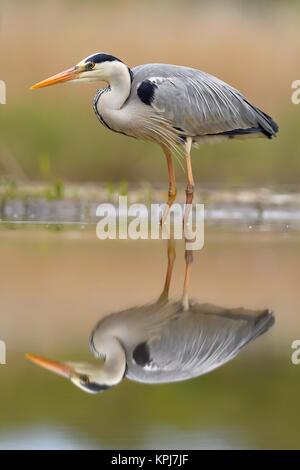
(30, 53, 129, 90)
(25, 351, 126, 394)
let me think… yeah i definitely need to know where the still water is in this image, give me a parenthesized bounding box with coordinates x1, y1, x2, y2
(0, 229, 299, 449)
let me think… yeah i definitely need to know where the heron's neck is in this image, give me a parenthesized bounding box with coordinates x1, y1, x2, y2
(100, 62, 132, 111)
(96, 336, 127, 386)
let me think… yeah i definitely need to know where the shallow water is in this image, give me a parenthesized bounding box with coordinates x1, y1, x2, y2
(0, 229, 300, 449)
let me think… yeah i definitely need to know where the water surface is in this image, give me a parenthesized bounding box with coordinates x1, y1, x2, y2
(0, 229, 299, 449)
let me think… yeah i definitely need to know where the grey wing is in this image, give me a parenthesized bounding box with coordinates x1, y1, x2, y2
(132, 64, 278, 138)
(127, 303, 274, 384)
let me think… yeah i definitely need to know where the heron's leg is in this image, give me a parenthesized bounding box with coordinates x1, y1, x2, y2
(157, 238, 176, 304)
(182, 247, 193, 311)
(183, 137, 194, 228)
(184, 137, 194, 204)
(160, 145, 177, 225)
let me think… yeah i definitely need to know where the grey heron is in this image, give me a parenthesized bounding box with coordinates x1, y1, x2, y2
(26, 242, 274, 393)
(31, 53, 279, 211)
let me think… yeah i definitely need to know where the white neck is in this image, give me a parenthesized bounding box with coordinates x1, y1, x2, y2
(100, 61, 132, 111)
(95, 336, 127, 386)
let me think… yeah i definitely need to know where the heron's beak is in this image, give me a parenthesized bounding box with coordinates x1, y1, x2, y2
(30, 66, 81, 90)
(26, 353, 77, 379)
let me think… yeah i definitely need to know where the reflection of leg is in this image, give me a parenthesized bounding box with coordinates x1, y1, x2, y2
(157, 238, 176, 304)
(184, 137, 194, 228)
(160, 145, 176, 225)
(182, 248, 193, 310)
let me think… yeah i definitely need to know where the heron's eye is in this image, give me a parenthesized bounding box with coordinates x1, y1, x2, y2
(80, 374, 89, 384)
(87, 62, 95, 70)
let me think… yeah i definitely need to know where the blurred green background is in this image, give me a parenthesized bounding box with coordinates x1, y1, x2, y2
(0, 0, 299, 186)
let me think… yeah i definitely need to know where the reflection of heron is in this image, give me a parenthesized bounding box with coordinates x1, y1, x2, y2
(31, 53, 278, 210)
(26, 243, 274, 393)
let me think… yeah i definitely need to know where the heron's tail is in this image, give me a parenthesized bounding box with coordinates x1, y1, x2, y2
(253, 108, 279, 138)
(243, 99, 279, 138)
(216, 108, 278, 140)
(239, 308, 275, 351)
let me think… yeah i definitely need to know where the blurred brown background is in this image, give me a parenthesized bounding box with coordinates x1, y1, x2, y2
(0, 0, 299, 184)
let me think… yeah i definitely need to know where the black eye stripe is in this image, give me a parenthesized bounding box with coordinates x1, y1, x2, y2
(84, 54, 133, 85)
(85, 53, 122, 64)
(83, 382, 111, 392)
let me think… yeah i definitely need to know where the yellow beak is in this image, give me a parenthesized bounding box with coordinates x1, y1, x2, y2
(30, 66, 79, 90)
(26, 353, 76, 379)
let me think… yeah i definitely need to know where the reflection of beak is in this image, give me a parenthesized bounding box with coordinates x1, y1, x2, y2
(30, 66, 80, 90)
(26, 353, 77, 379)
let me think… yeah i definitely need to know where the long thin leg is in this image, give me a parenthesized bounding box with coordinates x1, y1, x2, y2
(160, 145, 176, 225)
(182, 247, 193, 311)
(184, 137, 194, 228)
(185, 137, 194, 205)
(157, 238, 176, 304)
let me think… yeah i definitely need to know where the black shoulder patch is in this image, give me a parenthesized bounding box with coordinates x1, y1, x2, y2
(137, 80, 157, 105)
(85, 53, 122, 64)
(132, 342, 151, 367)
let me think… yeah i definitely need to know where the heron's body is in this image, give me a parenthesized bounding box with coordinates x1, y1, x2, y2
(31, 53, 279, 213)
(93, 62, 278, 148)
(90, 301, 274, 385)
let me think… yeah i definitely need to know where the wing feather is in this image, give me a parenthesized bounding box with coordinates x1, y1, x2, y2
(132, 64, 278, 138)
(126, 302, 274, 383)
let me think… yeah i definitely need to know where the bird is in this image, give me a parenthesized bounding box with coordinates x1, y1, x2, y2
(30, 52, 279, 211)
(26, 242, 274, 393)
